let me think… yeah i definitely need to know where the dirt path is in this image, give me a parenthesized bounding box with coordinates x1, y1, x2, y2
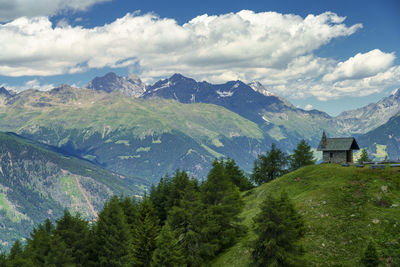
(74, 176, 98, 218)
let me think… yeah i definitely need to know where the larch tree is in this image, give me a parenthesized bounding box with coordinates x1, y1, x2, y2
(289, 139, 316, 171)
(251, 143, 288, 185)
(94, 196, 131, 267)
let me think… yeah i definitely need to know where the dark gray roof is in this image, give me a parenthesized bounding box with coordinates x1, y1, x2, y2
(317, 137, 359, 151)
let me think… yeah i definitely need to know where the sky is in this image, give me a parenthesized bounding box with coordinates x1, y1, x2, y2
(0, 0, 399, 115)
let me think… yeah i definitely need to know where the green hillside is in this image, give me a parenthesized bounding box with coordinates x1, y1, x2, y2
(0, 86, 267, 181)
(0, 132, 143, 248)
(212, 164, 400, 266)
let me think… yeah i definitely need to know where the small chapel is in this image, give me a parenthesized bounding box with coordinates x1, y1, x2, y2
(317, 132, 360, 163)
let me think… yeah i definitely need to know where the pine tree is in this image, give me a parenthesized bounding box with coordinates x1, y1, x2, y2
(94, 196, 131, 267)
(131, 196, 160, 267)
(201, 159, 244, 257)
(358, 149, 371, 164)
(169, 171, 196, 208)
(289, 139, 316, 171)
(361, 240, 380, 267)
(252, 192, 305, 267)
(166, 173, 205, 267)
(151, 223, 185, 267)
(119, 196, 139, 235)
(45, 235, 75, 267)
(150, 175, 172, 223)
(150, 171, 200, 225)
(251, 143, 288, 185)
(224, 158, 254, 191)
(7, 240, 32, 267)
(52, 210, 91, 266)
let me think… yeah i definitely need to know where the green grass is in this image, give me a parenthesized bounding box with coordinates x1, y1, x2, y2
(0, 193, 30, 223)
(211, 164, 400, 266)
(136, 146, 151, 152)
(201, 144, 224, 158)
(118, 155, 141, 159)
(59, 176, 84, 202)
(115, 140, 130, 146)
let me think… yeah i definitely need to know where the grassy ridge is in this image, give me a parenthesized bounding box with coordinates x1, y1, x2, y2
(0, 88, 263, 142)
(212, 164, 400, 266)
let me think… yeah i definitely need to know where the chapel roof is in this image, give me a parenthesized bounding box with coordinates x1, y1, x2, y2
(317, 137, 359, 151)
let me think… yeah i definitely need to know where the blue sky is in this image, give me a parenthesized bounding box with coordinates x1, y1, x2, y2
(0, 0, 399, 115)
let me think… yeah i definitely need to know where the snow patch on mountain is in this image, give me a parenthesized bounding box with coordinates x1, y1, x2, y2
(216, 90, 234, 97)
(248, 81, 275, 97)
(232, 82, 240, 89)
(151, 80, 175, 92)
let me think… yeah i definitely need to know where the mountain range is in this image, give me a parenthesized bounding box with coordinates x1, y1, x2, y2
(1, 71, 400, 248)
(1, 72, 399, 181)
(89, 72, 400, 153)
(0, 84, 267, 182)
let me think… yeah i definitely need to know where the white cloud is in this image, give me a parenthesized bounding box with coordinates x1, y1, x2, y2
(256, 51, 399, 101)
(0, 10, 398, 100)
(0, 11, 361, 78)
(304, 104, 313, 110)
(0, 0, 111, 22)
(1, 79, 54, 92)
(322, 49, 395, 82)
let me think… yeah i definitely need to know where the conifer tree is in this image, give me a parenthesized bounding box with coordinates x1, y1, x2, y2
(224, 158, 254, 191)
(0, 251, 6, 267)
(289, 139, 316, 171)
(94, 196, 131, 267)
(119, 196, 139, 235)
(151, 223, 185, 267)
(166, 174, 205, 266)
(358, 149, 371, 164)
(24, 218, 54, 266)
(8, 240, 23, 262)
(201, 159, 244, 256)
(52, 210, 91, 266)
(150, 171, 200, 225)
(361, 240, 380, 267)
(252, 143, 288, 185)
(171, 171, 198, 205)
(131, 196, 160, 267)
(252, 192, 305, 267)
(44, 235, 75, 267)
(7, 240, 32, 267)
(150, 175, 172, 223)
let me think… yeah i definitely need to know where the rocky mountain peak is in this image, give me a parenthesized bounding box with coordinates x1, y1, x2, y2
(86, 72, 146, 97)
(0, 86, 12, 97)
(170, 73, 184, 80)
(168, 73, 196, 83)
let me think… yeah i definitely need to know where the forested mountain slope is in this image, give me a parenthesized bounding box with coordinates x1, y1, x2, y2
(0, 132, 140, 248)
